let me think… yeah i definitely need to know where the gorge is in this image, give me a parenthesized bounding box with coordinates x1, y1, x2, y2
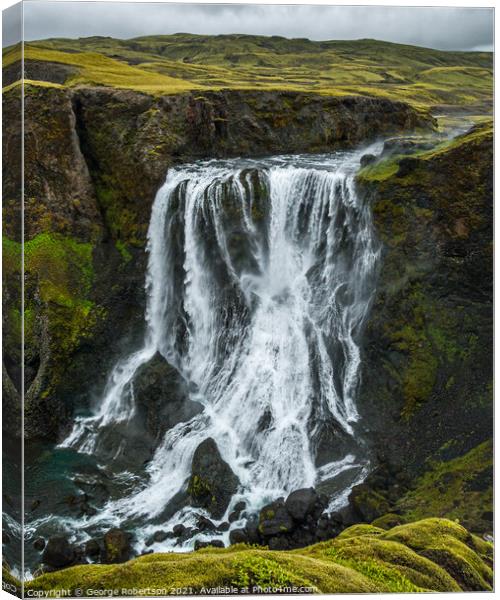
(2, 34, 493, 593)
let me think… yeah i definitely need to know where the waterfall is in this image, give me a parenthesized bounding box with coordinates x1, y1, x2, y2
(60, 149, 381, 548)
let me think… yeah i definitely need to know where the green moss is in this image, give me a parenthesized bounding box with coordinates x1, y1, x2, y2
(95, 182, 144, 246)
(336, 524, 385, 540)
(231, 556, 312, 590)
(395, 441, 493, 534)
(25, 232, 93, 306)
(324, 547, 425, 592)
(25, 518, 491, 595)
(384, 519, 493, 591)
(2, 566, 21, 597)
(358, 157, 401, 182)
(371, 513, 406, 530)
(115, 240, 132, 263)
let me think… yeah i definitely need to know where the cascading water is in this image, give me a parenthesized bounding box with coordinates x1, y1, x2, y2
(53, 148, 381, 554)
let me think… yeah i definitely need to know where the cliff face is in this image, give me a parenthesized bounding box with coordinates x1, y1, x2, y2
(353, 123, 493, 533)
(2, 84, 434, 440)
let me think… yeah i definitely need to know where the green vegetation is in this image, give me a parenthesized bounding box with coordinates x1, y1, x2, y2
(357, 122, 493, 419)
(395, 441, 493, 533)
(3, 35, 492, 110)
(3, 233, 101, 403)
(23, 519, 492, 595)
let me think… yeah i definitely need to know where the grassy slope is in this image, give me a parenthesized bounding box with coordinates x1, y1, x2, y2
(24, 519, 492, 594)
(3, 34, 492, 110)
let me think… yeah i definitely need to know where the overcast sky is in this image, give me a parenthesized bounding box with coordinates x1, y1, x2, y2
(3, 2, 494, 51)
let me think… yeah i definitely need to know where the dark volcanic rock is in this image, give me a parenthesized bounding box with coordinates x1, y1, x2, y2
(229, 528, 249, 545)
(285, 488, 324, 521)
(33, 538, 46, 552)
(84, 539, 101, 560)
(188, 438, 239, 519)
(172, 524, 186, 537)
(133, 353, 202, 440)
(42, 536, 76, 569)
(360, 153, 377, 167)
(258, 499, 293, 536)
(349, 484, 391, 523)
(102, 528, 132, 564)
(194, 539, 225, 550)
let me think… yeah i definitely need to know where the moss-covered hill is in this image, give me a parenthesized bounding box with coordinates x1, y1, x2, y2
(19, 519, 493, 595)
(3, 35, 492, 111)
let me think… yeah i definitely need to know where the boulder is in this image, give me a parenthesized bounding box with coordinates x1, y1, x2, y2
(33, 538, 46, 552)
(172, 524, 186, 537)
(194, 539, 224, 550)
(349, 484, 391, 523)
(360, 153, 377, 167)
(258, 499, 293, 537)
(229, 528, 248, 545)
(285, 488, 322, 521)
(188, 438, 239, 519)
(197, 516, 217, 532)
(42, 536, 75, 569)
(153, 530, 170, 543)
(134, 353, 202, 439)
(84, 539, 101, 560)
(102, 528, 132, 564)
(228, 501, 246, 523)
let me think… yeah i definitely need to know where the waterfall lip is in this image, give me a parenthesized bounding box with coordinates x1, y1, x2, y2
(51, 144, 383, 558)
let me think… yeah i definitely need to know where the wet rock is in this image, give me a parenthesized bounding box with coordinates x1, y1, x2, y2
(349, 484, 391, 523)
(173, 524, 186, 537)
(81, 502, 97, 517)
(73, 475, 109, 505)
(245, 517, 261, 544)
(360, 153, 377, 167)
(268, 536, 291, 551)
(134, 353, 202, 440)
(2, 532, 10, 545)
(197, 516, 217, 532)
(84, 539, 101, 559)
(285, 487, 324, 522)
(229, 528, 248, 545)
(42, 536, 76, 569)
(194, 539, 224, 550)
(258, 499, 293, 537)
(382, 137, 434, 156)
(188, 438, 239, 519)
(33, 538, 46, 552)
(153, 530, 170, 543)
(228, 501, 246, 523)
(396, 156, 419, 177)
(316, 513, 343, 541)
(31, 500, 41, 511)
(218, 522, 230, 532)
(102, 528, 132, 564)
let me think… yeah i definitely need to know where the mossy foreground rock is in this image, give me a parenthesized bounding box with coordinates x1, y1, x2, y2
(24, 519, 492, 595)
(188, 438, 239, 519)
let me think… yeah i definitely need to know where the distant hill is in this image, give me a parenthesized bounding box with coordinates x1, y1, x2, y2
(3, 34, 493, 111)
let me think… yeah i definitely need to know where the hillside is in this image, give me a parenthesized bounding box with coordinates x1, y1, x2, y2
(11, 519, 493, 594)
(3, 34, 493, 111)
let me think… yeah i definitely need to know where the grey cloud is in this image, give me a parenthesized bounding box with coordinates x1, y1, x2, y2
(3, 2, 22, 48)
(10, 2, 495, 51)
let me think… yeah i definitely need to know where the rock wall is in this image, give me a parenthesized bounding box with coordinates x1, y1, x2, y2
(353, 123, 493, 533)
